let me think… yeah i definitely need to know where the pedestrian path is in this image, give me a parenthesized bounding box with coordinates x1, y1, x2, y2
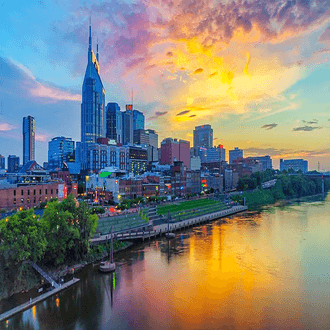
(0, 278, 80, 324)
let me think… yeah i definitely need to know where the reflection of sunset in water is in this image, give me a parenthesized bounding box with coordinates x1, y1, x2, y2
(4, 198, 330, 329)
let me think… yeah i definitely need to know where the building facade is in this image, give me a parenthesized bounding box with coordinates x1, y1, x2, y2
(160, 138, 190, 168)
(280, 159, 308, 173)
(0, 182, 76, 210)
(23, 115, 35, 165)
(0, 155, 5, 170)
(7, 155, 19, 173)
(106, 102, 122, 143)
(122, 110, 133, 145)
(229, 147, 243, 164)
(193, 124, 213, 148)
(81, 24, 106, 169)
(133, 110, 145, 131)
(48, 137, 75, 171)
(247, 156, 272, 171)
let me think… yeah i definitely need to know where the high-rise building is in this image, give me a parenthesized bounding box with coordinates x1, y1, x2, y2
(160, 138, 190, 168)
(247, 155, 272, 171)
(229, 147, 243, 164)
(193, 124, 213, 148)
(7, 155, 19, 173)
(0, 155, 5, 170)
(122, 110, 133, 145)
(23, 115, 35, 165)
(48, 137, 75, 171)
(81, 23, 105, 168)
(106, 103, 122, 143)
(133, 110, 145, 131)
(145, 129, 158, 149)
(280, 159, 308, 173)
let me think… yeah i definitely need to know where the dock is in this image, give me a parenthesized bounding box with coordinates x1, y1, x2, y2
(0, 278, 80, 324)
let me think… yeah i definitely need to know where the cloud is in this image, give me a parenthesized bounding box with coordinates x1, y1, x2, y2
(319, 26, 330, 43)
(261, 123, 277, 130)
(0, 122, 16, 131)
(293, 126, 322, 131)
(192, 68, 203, 75)
(189, 114, 196, 118)
(302, 120, 318, 124)
(176, 110, 190, 116)
(148, 111, 168, 120)
(35, 133, 51, 142)
(209, 72, 218, 78)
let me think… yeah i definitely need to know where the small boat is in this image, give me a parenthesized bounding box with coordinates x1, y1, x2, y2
(100, 225, 116, 272)
(99, 261, 116, 272)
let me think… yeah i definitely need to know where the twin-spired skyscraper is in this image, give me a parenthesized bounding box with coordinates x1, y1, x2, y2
(81, 23, 105, 169)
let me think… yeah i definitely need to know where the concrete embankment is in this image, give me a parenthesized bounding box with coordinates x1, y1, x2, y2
(0, 278, 80, 324)
(154, 205, 248, 233)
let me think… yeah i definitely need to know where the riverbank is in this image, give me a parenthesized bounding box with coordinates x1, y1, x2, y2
(0, 241, 132, 304)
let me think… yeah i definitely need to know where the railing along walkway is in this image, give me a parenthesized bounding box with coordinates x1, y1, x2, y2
(24, 261, 60, 289)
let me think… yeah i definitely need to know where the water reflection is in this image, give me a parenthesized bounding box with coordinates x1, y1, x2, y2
(3, 197, 330, 329)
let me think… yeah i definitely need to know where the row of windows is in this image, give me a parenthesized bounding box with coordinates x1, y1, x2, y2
(13, 196, 51, 205)
(13, 188, 58, 196)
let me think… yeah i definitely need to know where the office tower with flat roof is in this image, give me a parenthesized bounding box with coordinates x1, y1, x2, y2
(106, 102, 122, 143)
(81, 23, 105, 168)
(0, 155, 5, 170)
(7, 155, 19, 173)
(48, 136, 75, 171)
(161, 138, 190, 168)
(122, 110, 133, 145)
(193, 124, 213, 148)
(280, 159, 308, 173)
(23, 115, 35, 165)
(133, 109, 145, 131)
(229, 147, 243, 164)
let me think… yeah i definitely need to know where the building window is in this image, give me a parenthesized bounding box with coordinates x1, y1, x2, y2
(14, 190, 16, 196)
(34, 189, 36, 195)
(56, 189, 58, 194)
(27, 198, 30, 204)
(13, 198, 16, 205)
(34, 197, 36, 203)
(51, 189, 53, 194)
(21, 190, 24, 196)
(21, 198, 24, 204)
(45, 189, 48, 194)
(45, 197, 48, 202)
(39, 189, 42, 195)
(28, 190, 30, 195)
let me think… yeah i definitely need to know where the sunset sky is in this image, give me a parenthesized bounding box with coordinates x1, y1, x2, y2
(1, 0, 330, 170)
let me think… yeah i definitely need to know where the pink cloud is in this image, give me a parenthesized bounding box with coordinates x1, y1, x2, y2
(0, 122, 17, 131)
(35, 133, 51, 142)
(30, 83, 81, 102)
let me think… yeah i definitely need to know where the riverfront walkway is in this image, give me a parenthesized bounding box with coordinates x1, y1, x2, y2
(91, 205, 247, 244)
(0, 278, 80, 324)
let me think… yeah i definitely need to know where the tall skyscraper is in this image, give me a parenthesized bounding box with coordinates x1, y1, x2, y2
(48, 137, 75, 171)
(122, 110, 133, 145)
(106, 102, 122, 143)
(23, 115, 35, 165)
(133, 109, 145, 131)
(81, 23, 105, 168)
(193, 124, 213, 148)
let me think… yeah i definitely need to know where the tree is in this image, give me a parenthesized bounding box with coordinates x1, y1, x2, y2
(0, 209, 47, 265)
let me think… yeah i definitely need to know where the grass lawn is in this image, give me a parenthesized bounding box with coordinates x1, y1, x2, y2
(157, 198, 217, 215)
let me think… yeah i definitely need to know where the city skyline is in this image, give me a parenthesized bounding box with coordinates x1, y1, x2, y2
(1, 1, 330, 170)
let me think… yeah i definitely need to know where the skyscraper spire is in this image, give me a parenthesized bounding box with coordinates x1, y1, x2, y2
(89, 17, 92, 52)
(96, 37, 99, 62)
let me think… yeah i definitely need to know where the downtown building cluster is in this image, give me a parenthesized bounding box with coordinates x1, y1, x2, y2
(0, 24, 310, 210)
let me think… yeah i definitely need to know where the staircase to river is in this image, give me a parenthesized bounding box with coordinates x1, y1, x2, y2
(24, 261, 60, 289)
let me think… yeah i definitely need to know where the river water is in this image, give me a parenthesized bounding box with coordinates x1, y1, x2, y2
(2, 197, 330, 329)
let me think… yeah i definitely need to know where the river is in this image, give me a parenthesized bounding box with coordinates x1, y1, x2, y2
(2, 196, 330, 329)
